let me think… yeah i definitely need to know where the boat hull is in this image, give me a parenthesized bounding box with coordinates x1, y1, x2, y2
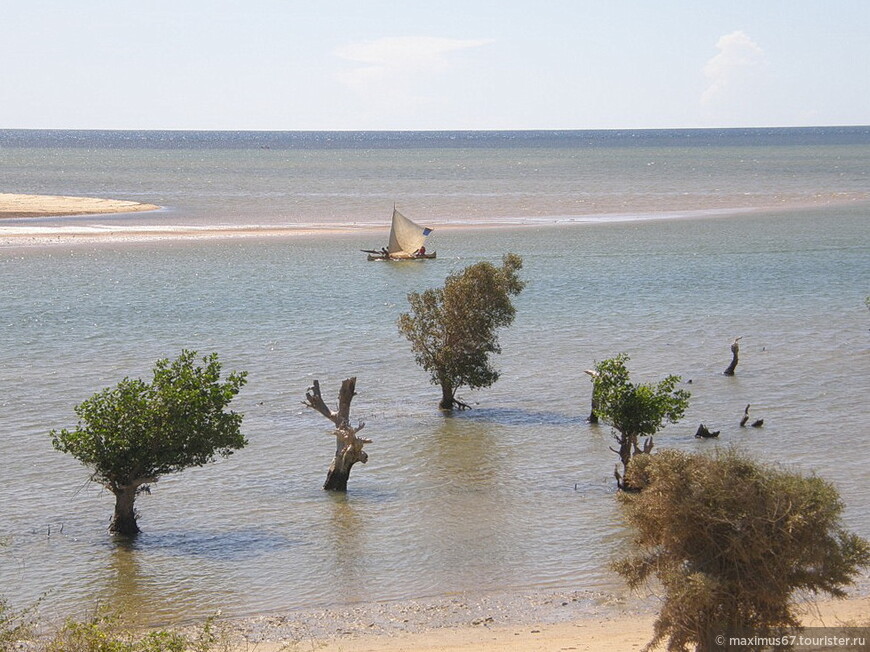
(367, 252, 437, 261)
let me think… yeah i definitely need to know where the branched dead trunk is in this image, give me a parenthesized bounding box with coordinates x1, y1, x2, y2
(723, 336, 742, 375)
(304, 378, 372, 491)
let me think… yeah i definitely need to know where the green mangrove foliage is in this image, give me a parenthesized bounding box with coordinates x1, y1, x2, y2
(590, 353, 690, 490)
(398, 253, 525, 409)
(51, 350, 248, 536)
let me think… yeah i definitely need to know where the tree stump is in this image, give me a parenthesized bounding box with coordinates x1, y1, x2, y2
(304, 378, 372, 491)
(694, 424, 720, 438)
(723, 337, 742, 375)
(583, 369, 599, 424)
(740, 404, 751, 427)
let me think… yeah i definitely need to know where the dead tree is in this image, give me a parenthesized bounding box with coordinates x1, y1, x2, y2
(740, 404, 751, 427)
(723, 336, 742, 375)
(740, 404, 764, 428)
(695, 424, 720, 438)
(583, 369, 599, 424)
(304, 377, 372, 491)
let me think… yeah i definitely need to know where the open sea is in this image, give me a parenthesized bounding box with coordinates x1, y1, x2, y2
(1, 128, 869, 626)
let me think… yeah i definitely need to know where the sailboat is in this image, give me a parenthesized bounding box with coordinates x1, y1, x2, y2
(363, 206, 436, 261)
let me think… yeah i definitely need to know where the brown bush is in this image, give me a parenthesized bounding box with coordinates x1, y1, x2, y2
(613, 448, 870, 652)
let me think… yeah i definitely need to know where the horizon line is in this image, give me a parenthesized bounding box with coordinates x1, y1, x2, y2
(2, 124, 869, 134)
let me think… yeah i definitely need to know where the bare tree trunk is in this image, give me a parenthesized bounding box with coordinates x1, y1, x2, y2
(439, 382, 455, 410)
(612, 433, 653, 491)
(584, 369, 599, 423)
(110, 485, 140, 536)
(438, 378, 471, 410)
(305, 378, 372, 491)
(740, 403, 751, 427)
(723, 337, 742, 375)
(323, 429, 368, 491)
(612, 433, 634, 491)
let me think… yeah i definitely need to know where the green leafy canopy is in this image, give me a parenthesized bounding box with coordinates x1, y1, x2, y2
(592, 353, 690, 439)
(50, 350, 248, 492)
(398, 253, 525, 406)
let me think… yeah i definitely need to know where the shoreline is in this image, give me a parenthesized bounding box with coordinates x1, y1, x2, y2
(2, 193, 868, 248)
(215, 591, 870, 651)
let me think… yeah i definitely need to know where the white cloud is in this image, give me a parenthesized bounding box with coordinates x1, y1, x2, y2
(702, 30, 766, 105)
(335, 36, 494, 89)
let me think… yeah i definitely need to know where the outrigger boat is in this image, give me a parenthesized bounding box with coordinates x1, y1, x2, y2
(362, 207, 436, 261)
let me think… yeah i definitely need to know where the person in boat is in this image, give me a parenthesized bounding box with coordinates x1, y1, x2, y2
(414, 246, 426, 257)
(380, 247, 390, 259)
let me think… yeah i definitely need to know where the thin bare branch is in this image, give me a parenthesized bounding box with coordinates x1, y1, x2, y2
(304, 380, 339, 424)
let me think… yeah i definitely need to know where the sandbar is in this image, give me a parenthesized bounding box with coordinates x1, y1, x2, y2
(1, 193, 868, 248)
(0, 192, 160, 218)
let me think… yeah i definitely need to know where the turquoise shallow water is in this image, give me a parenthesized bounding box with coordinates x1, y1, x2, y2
(1, 206, 869, 624)
(1, 129, 869, 624)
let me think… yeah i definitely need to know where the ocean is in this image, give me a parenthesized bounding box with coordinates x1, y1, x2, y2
(1, 128, 869, 625)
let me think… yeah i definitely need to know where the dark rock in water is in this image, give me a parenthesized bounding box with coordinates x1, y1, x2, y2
(751, 419, 764, 428)
(695, 424, 720, 438)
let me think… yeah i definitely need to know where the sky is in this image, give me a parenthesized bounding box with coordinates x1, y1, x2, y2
(1, 0, 868, 130)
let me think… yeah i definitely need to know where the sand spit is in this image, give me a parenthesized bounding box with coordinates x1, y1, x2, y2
(0, 193, 160, 218)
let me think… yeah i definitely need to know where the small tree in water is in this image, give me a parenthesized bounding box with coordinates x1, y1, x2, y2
(51, 350, 247, 536)
(398, 253, 525, 409)
(614, 448, 870, 652)
(590, 353, 689, 490)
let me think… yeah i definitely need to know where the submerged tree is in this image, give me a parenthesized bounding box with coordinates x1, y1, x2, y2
(51, 350, 247, 536)
(590, 353, 689, 490)
(304, 377, 372, 491)
(723, 336, 742, 376)
(614, 448, 870, 652)
(398, 253, 525, 409)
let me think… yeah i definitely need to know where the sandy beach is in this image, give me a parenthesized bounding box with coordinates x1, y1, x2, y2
(218, 593, 869, 651)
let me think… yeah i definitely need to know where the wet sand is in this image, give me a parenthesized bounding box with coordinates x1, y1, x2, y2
(218, 592, 870, 651)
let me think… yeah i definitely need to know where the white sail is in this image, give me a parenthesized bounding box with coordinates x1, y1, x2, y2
(387, 208, 432, 255)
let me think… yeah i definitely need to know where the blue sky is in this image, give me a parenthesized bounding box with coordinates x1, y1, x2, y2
(2, 0, 868, 130)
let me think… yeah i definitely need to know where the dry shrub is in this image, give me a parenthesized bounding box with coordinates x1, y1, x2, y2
(614, 448, 870, 651)
(0, 597, 35, 652)
(40, 610, 279, 652)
